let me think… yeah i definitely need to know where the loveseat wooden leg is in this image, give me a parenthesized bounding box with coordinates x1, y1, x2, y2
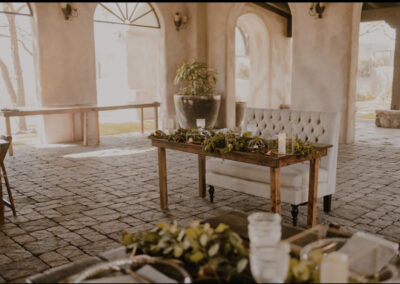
(208, 185, 215, 203)
(323, 195, 332, 213)
(291, 205, 299, 227)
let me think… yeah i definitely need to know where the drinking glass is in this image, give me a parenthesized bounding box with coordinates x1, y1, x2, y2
(248, 212, 281, 247)
(250, 241, 291, 283)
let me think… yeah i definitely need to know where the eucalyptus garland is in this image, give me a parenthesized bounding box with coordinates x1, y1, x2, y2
(121, 221, 253, 282)
(149, 128, 319, 157)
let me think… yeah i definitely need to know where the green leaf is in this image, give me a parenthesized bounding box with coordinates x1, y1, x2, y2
(173, 245, 183, 258)
(177, 229, 185, 242)
(237, 258, 248, 273)
(190, 251, 204, 263)
(208, 243, 220, 257)
(215, 223, 229, 233)
(199, 233, 208, 247)
(185, 228, 197, 239)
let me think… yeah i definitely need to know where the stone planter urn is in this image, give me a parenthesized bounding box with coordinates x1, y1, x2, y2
(174, 94, 221, 128)
(235, 101, 246, 127)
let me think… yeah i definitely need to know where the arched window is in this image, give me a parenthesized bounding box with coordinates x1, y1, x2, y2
(0, 3, 36, 132)
(93, 3, 162, 135)
(94, 3, 160, 29)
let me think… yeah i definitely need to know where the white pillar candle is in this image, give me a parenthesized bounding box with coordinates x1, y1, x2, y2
(278, 132, 286, 154)
(167, 118, 174, 134)
(320, 252, 349, 283)
(167, 118, 174, 129)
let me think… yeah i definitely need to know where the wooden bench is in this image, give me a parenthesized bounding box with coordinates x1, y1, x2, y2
(0, 102, 160, 156)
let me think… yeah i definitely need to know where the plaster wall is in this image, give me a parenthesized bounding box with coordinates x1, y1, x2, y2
(207, 3, 292, 128)
(32, 3, 98, 144)
(290, 3, 362, 143)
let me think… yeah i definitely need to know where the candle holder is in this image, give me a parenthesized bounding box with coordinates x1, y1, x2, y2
(286, 123, 295, 154)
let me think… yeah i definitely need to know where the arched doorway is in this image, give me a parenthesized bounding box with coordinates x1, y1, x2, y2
(353, 3, 400, 144)
(235, 13, 270, 108)
(0, 3, 38, 137)
(94, 3, 162, 135)
(226, 3, 292, 128)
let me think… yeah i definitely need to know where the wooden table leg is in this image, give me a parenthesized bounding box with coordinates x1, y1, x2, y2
(0, 174, 4, 224)
(95, 111, 100, 145)
(71, 113, 75, 142)
(83, 112, 89, 146)
(198, 154, 206, 198)
(158, 147, 168, 209)
(5, 117, 12, 156)
(140, 108, 144, 134)
(270, 167, 281, 214)
(1, 161, 15, 216)
(154, 106, 159, 130)
(307, 158, 320, 227)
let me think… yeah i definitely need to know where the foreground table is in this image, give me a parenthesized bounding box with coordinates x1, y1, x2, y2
(24, 211, 311, 283)
(26, 211, 400, 283)
(149, 137, 331, 227)
(0, 102, 160, 156)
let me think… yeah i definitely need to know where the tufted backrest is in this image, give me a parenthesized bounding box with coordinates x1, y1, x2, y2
(242, 108, 341, 196)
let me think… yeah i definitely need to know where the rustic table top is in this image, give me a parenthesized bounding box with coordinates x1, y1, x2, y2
(149, 137, 332, 168)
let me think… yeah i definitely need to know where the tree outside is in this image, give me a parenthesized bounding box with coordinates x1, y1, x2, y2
(0, 3, 37, 133)
(356, 21, 395, 119)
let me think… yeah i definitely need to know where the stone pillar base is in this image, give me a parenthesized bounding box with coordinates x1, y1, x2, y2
(375, 110, 400, 128)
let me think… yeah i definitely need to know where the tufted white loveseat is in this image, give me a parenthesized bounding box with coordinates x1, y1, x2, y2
(206, 108, 341, 226)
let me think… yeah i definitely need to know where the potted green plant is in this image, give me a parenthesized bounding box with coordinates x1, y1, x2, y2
(174, 60, 221, 128)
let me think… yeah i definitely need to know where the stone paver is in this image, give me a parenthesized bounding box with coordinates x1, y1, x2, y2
(0, 119, 399, 282)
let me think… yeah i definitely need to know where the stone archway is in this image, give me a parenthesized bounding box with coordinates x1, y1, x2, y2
(235, 13, 270, 108)
(226, 3, 292, 128)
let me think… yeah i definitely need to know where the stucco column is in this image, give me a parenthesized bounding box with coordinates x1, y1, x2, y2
(33, 3, 99, 145)
(391, 24, 400, 110)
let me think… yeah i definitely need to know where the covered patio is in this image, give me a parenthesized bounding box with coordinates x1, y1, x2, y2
(0, 2, 400, 283)
(0, 120, 398, 282)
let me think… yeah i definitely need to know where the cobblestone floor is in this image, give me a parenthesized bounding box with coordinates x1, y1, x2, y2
(0, 119, 399, 282)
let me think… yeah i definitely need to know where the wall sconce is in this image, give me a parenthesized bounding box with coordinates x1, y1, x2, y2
(60, 3, 78, 20)
(309, 3, 325, 19)
(174, 12, 188, 31)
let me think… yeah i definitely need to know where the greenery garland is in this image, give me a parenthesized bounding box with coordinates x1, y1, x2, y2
(150, 128, 319, 157)
(121, 221, 253, 283)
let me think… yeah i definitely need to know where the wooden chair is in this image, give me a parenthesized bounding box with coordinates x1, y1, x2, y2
(0, 135, 16, 224)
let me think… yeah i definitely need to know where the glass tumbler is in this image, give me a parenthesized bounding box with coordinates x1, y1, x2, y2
(248, 212, 282, 247)
(250, 241, 291, 283)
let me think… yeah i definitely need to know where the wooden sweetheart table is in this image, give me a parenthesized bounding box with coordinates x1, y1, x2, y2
(149, 137, 332, 227)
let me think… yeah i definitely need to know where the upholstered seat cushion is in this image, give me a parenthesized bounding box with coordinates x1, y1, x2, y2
(207, 158, 328, 191)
